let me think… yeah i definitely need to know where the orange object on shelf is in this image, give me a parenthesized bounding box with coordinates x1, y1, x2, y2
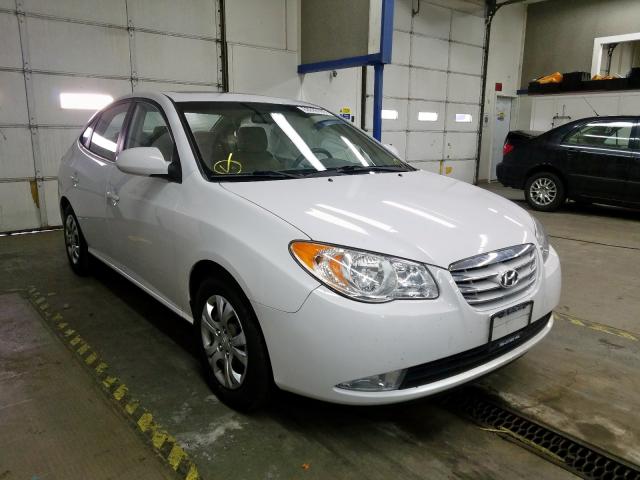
(536, 72, 563, 84)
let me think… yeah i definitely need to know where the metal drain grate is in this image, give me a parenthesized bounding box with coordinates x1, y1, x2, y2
(441, 387, 640, 480)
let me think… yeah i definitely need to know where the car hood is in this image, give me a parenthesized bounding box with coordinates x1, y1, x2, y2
(222, 170, 537, 268)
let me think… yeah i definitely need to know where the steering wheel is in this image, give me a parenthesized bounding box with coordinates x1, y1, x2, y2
(292, 147, 333, 168)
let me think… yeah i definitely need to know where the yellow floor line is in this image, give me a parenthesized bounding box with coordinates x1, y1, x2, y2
(554, 311, 638, 342)
(26, 287, 201, 480)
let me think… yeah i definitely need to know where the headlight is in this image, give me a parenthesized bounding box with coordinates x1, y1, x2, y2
(532, 216, 550, 262)
(290, 241, 439, 302)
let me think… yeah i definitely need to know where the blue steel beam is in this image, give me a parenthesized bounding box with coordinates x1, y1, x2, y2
(297, 0, 395, 141)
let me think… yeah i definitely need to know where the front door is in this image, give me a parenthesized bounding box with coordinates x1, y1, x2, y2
(106, 100, 181, 305)
(561, 118, 635, 202)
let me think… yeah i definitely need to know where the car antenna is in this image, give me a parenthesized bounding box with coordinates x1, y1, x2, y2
(583, 97, 599, 116)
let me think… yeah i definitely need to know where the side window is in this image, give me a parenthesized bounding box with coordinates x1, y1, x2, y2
(80, 122, 94, 148)
(89, 103, 130, 161)
(565, 121, 634, 150)
(124, 102, 175, 162)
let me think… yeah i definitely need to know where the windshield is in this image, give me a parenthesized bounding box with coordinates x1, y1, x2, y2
(176, 101, 412, 180)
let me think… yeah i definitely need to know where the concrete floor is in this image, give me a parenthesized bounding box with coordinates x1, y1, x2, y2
(0, 184, 638, 478)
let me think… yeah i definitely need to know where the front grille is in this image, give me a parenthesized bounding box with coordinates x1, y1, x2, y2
(400, 313, 551, 389)
(449, 244, 538, 308)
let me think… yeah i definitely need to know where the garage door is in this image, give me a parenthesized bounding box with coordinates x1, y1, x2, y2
(367, 0, 485, 183)
(0, 0, 222, 233)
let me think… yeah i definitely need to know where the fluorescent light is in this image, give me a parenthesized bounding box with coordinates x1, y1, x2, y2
(455, 113, 473, 123)
(381, 109, 399, 120)
(418, 111, 438, 121)
(60, 93, 113, 110)
(340, 136, 369, 166)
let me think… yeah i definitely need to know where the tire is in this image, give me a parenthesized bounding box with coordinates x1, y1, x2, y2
(194, 276, 272, 411)
(524, 172, 566, 212)
(62, 204, 90, 275)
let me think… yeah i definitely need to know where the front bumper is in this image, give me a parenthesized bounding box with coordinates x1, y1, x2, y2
(254, 247, 561, 405)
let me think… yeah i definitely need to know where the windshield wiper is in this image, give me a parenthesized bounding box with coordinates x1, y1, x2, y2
(300, 165, 411, 177)
(210, 170, 302, 181)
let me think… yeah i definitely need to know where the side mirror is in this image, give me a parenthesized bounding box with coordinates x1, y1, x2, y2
(383, 143, 400, 158)
(116, 147, 169, 176)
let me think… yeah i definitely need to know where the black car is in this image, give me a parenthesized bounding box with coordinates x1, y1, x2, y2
(496, 116, 640, 211)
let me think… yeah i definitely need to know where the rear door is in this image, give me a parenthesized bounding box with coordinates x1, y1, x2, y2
(70, 101, 131, 255)
(560, 119, 635, 202)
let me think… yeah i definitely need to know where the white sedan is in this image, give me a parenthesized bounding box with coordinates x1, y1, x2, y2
(58, 92, 561, 410)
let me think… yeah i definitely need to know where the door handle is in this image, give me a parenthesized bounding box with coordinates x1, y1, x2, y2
(70, 173, 79, 186)
(106, 191, 120, 206)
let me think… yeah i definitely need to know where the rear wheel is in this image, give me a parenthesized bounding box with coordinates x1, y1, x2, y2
(63, 205, 90, 275)
(194, 277, 272, 411)
(525, 172, 565, 212)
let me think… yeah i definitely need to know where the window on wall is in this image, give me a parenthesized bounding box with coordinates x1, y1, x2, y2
(88, 102, 130, 161)
(565, 121, 635, 149)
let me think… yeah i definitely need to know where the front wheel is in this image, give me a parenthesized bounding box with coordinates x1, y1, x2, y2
(63, 205, 90, 275)
(524, 172, 565, 212)
(194, 277, 272, 411)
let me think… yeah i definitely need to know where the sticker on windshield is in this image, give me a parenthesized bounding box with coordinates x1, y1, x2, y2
(297, 106, 331, 116)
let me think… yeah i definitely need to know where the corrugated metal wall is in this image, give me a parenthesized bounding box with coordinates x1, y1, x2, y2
(0, 0, 222, 232)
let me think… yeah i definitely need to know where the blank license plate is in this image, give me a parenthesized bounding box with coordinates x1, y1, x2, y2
(490, 302, 533, 342)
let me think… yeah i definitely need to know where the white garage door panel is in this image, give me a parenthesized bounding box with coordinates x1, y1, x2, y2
(130, 0, 217, 38)
(413, 3, 451, 39)
(365, 97, 408, 132)
(43, 179, 61, 226)
(230, 45, 299, 98)
(38, 129, 80, 177)
(0, 128, 34, 179)
(0, 181, 40, 232)
(445, 132, 477, 159)
(226, 0, 286, 50)
(450, 43, 483, 75)
(392, 31, 410, 65)
(451, 12, 484, 46)
(380, 131, 407, 160)
(27, 18, 130, 76)
(408, 100, 445, 131)
(410, 160, 440, 174)
(0, 72, 29, 124)
(444, 159, 475, 182)
(367, 64, 409, 99)
(446, 104, 479, 131)
(31, 75, 130, 126)
(22, 0, 127, 25)
(394, 0, 412, 32)
(409, 68, 447, 101)
(136, 33, 218, 84)
(411, 36, 449, 70)
(407, 131, 444, 161)
(447, 74, 481, 104)
(0, 13, 23, 68)
(135, 81, 209, 93)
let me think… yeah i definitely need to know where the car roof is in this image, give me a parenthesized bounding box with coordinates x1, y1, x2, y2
(153, 91, 317, 106)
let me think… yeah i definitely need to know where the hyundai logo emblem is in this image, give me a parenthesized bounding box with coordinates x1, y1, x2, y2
(499, 269, 519, 288)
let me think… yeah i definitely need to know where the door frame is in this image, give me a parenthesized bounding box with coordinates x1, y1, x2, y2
(486, 93, 517, 182)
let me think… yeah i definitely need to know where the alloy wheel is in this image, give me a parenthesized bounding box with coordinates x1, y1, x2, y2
(64, 214, 81, 264)
(201, 295, 248, 389)
(529, 177, 557, 206)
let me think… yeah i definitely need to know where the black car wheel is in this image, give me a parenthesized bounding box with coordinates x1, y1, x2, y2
(194, 276, 272, 411)
(525, 172, 565, 212)
(63, 205, 91, 275)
